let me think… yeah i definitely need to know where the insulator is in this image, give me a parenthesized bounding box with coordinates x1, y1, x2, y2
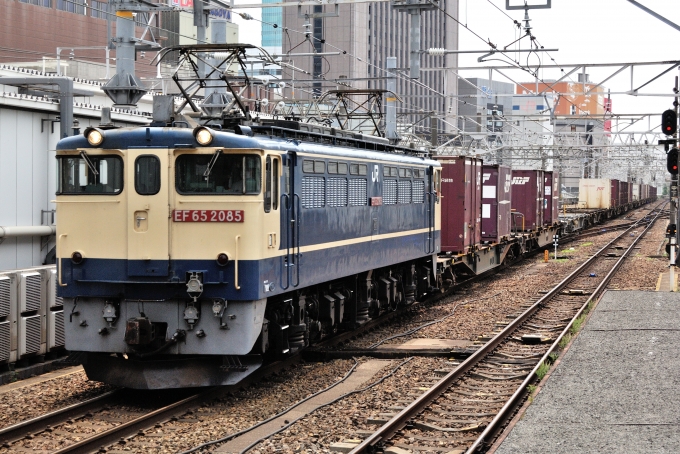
(428, 48, 447, 56)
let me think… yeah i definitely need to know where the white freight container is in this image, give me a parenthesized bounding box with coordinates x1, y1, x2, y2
(579, 179, 616, 209)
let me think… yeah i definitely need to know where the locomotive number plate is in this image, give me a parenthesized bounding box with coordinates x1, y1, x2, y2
(173, 210, 244, 222)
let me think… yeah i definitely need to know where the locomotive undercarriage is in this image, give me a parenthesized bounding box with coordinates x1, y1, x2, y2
(261, 257, 436, 359)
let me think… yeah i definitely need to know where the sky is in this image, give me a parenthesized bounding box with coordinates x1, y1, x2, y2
(457, 0, 680, 130)
(231, 0, 680, 131)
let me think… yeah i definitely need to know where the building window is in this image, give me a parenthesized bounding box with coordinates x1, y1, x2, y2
(57, 0, 85, 13)
(19, 0, 52, 7)
(91, 0, 108, 18)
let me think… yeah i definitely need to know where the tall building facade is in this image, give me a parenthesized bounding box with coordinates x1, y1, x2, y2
(261, 0, 283, 56)
(281, 0, 458, 136)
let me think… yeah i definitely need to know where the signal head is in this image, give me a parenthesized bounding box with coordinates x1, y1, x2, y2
(667, 147, 679, 175)
(661, 109, 677, 136)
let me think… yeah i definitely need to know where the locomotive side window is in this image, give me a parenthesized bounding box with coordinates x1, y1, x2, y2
(328, 162, 348, 175)
(134, 155, 161, 195)
(264, 156, 280, 212)
(57, 155, 123, 195)
(176, 153, 261, 195)
(383, 166, 398, 177)
(265, 156, 272, 212)
(303, 159, 325, 174)
(273, 158, 279, 210)
(350, 163, 368, 176)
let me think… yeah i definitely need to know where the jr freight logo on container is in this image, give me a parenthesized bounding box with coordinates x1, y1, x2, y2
(511, 177, 530, 185)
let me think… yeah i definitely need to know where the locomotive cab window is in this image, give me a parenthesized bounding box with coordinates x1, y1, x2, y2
(176, 153, 261, 195)
(135, 155, 161, 195)
(57, 154, 123, 195)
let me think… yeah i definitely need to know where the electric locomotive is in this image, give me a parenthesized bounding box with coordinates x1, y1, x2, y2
(56, 120, 442, 388)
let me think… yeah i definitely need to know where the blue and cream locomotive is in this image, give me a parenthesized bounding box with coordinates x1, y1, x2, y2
(56, 119, 442, 388)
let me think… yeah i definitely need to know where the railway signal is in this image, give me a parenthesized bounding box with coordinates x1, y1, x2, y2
(668, 148, 679, 175)
(662, 109, 677, 136)
(553, 234, 559, 260)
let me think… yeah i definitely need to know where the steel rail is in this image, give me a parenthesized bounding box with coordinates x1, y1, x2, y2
(51, 390, 213, 454)
(349, 201, 666, 453)
(0, 390, 119, 445)
(465, 201, 667, 453)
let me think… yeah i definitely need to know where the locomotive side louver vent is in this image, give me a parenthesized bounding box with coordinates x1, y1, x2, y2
(302, 177, 325, 208)
(327, 178, 348, 207)
(0, 321, 10, 362)
(0, 276, 10, 318)
(383, 180, 397, 205)
(49, 310, 65, 350)
(20, 272, 42, 313)
(20, 315, 41, 356)
(398, 180, 412, 204)
(349, 179, 367, 206)
(413, 180, 425, 203)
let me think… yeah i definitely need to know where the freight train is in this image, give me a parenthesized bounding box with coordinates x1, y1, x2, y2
(48, 109, 657, 389)
(43, 43, 659, 389)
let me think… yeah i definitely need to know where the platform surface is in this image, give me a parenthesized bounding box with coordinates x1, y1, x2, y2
(495, 290, 680, 454)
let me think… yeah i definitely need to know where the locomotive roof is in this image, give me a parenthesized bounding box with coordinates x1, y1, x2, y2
(57, 126, 441, 167)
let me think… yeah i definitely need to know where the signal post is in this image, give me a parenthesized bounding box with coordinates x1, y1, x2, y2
(661, 77, 679, 290)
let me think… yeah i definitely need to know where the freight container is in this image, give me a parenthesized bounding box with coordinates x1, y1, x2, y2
(619, 181, 629, 206)
(439, 156, 482, 253)
(481, 165, 512, 243)
(543, 171, 560, 226)
(511, 169, 544, 231)
(632, 184, 641, 201)
(578, 178, 619, 209)
(642, 184, 649, 200)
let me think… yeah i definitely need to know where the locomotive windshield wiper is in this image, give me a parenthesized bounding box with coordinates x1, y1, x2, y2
(203, 149, 222, 181)
(79, 150, 99, 176)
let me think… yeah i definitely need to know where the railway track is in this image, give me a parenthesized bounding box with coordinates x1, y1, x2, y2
(0, 203, 663, 453)
(347, 202, 666, 454)
(0, 355, 301, 454)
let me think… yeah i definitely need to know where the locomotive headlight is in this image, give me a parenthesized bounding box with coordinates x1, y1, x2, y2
(186, 272, 203, 302)
(84, 127, 104, 146)
(194, 126, 214, 146)
(216, 253, 229, 266)
(71, 251, 84, 264)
